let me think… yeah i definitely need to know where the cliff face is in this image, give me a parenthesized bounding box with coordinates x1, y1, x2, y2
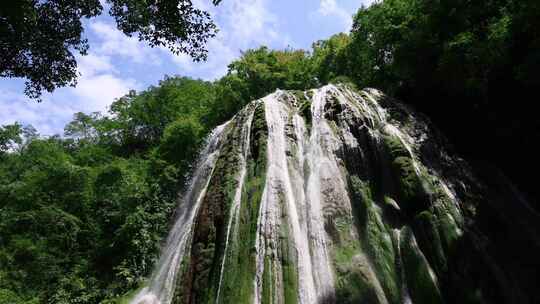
(132, 84, 540, 304)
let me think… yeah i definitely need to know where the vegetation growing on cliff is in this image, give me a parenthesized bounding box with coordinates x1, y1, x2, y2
(1, 0, 539, 303)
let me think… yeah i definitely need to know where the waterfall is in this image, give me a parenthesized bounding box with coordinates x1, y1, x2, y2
(130, 84, 476, 304)
(215, 107, 255, 303)
(131, 122, 229, 304)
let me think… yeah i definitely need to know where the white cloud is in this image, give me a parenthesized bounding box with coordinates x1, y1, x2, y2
(314, 0, 354, 31)
(71, 74, 138, 113)
(169, 0, 291, 80)
(203, 39, 238, 79)
(218, 0, 291, 49)
(0, 89, 76, 135)
(0, 72, 139, 135)
(224, 0, 279, 46)
(77, 53, 116, 77)
(0, 70, 139, 135)
(89, 21, 161, 64)
(63, 45, 141, 114)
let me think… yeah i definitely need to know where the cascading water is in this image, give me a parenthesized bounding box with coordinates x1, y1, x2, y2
(131, 84, 538, 304)
(131, 122, 229, 304)
(215, 107, 255, 303)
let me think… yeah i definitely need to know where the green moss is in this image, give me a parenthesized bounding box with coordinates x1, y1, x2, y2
(437, 213, 460, 252)
(349, 175, 373, 223)
(364, 207, 400, 304)
(331, 215, 381, 304)
(401, 228, 443, 304)
(330, 209, 389, 304)
(183, 119, 248, 304)
(383, 196, 400, 211)
(258, 169, 299, 304)
(218, 103, 268, 304)
(250, 103, 269, 171)
(382, 135, 432, 216)
(262, 255, 274, 304)
(348, 175, 399, 304)
(282, 252, 298, 304)
(413, 211, 447, 274)
(298, 99, 312, 132)
(173, 105, 271, 304)
(410, 182, 463, 278)
(432, 182, 463, 228)
(431, 200, 461, 255)
(334, 239, 359, 267)
(393, 156, 420, 201)
(279, 207, 298, 304)
(291, 90, 307, 104)
(335, 270, 380, 304)
(334, 216, 353, 232)
(350, 175, 371, 197)
(383, 135, 409, 159)
(330, 215, 358, 264)
(219, 166, 265, 304)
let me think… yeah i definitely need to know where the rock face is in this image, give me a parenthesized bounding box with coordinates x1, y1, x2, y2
(132, 84, 540, 304)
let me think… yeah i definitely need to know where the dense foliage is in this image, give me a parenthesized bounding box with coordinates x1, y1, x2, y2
(0, 0, 221, 99)
(1, 0, 539, 302)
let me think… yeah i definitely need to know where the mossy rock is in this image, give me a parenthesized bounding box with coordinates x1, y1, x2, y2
(348, 176, 400, 303)
(335, 270, 381, 304)
(186, 121, 246, 303)
(348, 175, 373, 224)
(217, 103, 268, 304)
(413, 210, 448, 274)
(382, 135, 432, 216)
(172, 248, 193, 304)
(364, 207, 400, 304)
(332, 238, 388, 304)
(401, 227, 444, 304)
(290, 90, 307, 104)
(298, 99, 312, 132)
(250, 102, 269, 171)
(383, 135, 409, 159)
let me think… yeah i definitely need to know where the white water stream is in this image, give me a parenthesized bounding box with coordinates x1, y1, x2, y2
(131, 84, 461, 304)
(131, 123, 228, 304)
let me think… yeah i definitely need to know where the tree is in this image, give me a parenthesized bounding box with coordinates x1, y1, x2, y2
(108, 76, 216, 153)
(64, 112, 101, 142)
(158, 117, 204, 169)
(311, 33, 352, 84)
(0, 123, 22, 153)
(0, 0, 222, 100)
(227, 47, 317, 101)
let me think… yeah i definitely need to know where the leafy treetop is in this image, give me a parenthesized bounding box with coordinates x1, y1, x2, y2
(0, 0, 222, 100)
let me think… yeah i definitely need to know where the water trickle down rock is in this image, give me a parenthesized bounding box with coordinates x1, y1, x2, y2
(132, 84, 540, 304)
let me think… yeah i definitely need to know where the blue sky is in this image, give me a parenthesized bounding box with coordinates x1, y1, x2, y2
(0, 0, 374, 135)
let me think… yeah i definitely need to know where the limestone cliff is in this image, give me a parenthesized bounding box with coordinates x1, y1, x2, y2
(132, 84, 540, 304)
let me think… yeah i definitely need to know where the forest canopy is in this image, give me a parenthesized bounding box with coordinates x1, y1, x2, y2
(1, 0, 539, 303)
